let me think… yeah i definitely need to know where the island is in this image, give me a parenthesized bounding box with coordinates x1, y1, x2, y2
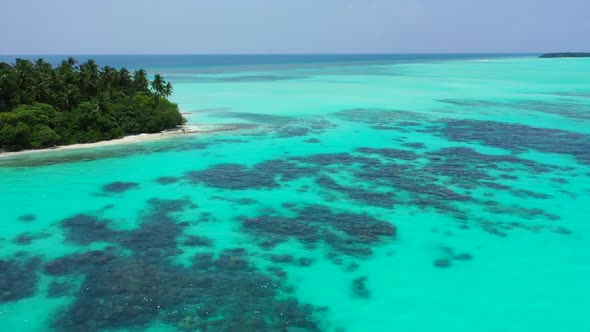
(539, 52, 590, 58)
(0, 57, 185, 152)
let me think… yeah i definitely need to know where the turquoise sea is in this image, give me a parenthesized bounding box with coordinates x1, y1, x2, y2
(1, 54, 589, 332)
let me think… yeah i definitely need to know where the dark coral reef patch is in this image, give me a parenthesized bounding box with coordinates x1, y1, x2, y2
(47, 249, 323, 332)
(351, 276, 371, 299)
(102, 181, 140, 194)
(186, 164, 280, 189)
(243, 205, 396, 258)
(0, 256, 41, 303)
(433, 247, 473, 268)
(155, 176, 180, 185)
(441, 119, 590, 166)
(187, 140, 568, 237)
(335, 108, 433, 126)
(47, 281, 75, 298)
(18, 213, 37, 222)
(61, 214, 120, 245)
(183, 235, 215, 247)
(45, 198, 325, 332)
(433, 258, 452, 268)
(438, 98, 590, 120)
(120, 198, 192, 260)
(13, 232, 51, 245)
(185, 159, 314, 190)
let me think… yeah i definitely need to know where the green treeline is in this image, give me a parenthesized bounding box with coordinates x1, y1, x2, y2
(0, 57, 185, 152)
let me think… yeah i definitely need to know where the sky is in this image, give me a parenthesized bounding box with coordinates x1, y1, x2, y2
(0, 0, 588, 54)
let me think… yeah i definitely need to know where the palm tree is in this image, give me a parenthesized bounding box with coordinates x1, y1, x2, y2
(150, 74, 167, 106)
(132, 69, 149, 93)
(163, 82, 173, 98)
(117, 68, 132, 91)
(79, 60, 100, 98)
(0, 62, 19, 111)
(14, 59, 35, 104)
(28, 78, 52, 103)
(55, 60, 78, 88)
(100, 66, 118, 96)
(27, 60, 53, 103)
(55, 84, 81, 111)
(67, 57, 78, 68)
(34, 58, 52, 75)
(150, 74, 166, 97)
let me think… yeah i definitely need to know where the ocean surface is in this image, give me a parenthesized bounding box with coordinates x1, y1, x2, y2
(1, 54, 589, 332)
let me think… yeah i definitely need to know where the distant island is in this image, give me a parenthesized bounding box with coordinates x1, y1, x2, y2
(539, 52, 590, 58)
(0, 57, 185, 152)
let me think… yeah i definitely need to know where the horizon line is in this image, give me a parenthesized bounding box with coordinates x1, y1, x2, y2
(0, 52, 546, 57)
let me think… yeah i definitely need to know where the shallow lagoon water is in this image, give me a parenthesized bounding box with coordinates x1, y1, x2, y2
(1, 55, 590, 331)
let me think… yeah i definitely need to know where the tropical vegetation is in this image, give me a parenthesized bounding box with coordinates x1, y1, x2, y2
(0, 57, 184, 152)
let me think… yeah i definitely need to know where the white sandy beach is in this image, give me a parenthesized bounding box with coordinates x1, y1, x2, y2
(0, 124, 239, 159)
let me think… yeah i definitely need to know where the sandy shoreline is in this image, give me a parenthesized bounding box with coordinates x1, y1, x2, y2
(0, 124, 234, 159)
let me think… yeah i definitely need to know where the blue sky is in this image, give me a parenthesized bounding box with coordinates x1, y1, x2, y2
(0, 0, 588, 54)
